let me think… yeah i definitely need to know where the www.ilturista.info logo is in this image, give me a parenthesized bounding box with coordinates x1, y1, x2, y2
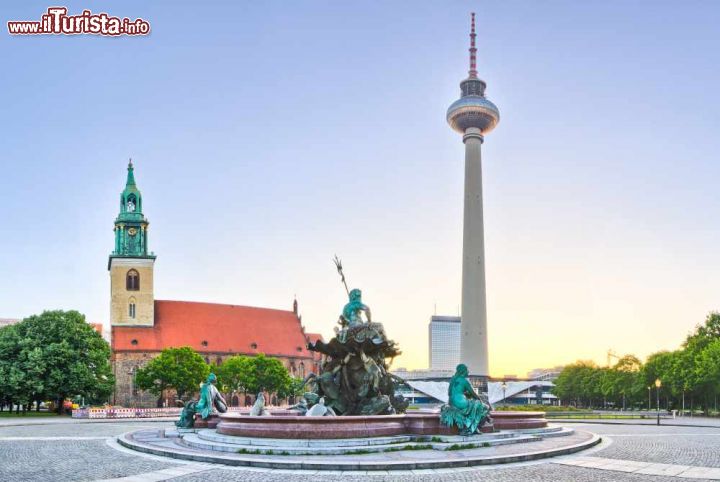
(7, 7, 150, 36)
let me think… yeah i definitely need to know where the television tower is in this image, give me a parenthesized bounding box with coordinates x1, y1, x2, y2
(446, 13, 500, 385)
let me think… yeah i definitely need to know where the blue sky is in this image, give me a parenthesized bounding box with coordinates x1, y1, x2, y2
(2, 1, 720, 375)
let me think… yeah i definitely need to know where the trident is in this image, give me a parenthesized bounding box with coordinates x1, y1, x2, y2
(333, 255, 350, 296)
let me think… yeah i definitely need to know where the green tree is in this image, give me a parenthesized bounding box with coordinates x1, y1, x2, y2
(279, 376, 306, 400)
(610, 355, 643, 410)
(694, 339, 720, 413)
(0, 325, 22, 412)
(215, 355, 254, 394)
(553, 361, 601, 407)
(135, 346, 209, 407)
(215, 354, 293, 398)
(685, 312, 720, 351)
(8, 311, 115, 413)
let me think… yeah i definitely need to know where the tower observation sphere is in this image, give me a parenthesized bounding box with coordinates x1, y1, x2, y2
(447, 14, 500, 135)
(447, 13, 499, 387)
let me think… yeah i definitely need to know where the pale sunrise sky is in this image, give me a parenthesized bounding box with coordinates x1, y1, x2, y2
(2, 1, 720, 377)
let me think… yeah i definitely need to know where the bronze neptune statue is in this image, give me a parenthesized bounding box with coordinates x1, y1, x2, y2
(303, 257, 408, 415)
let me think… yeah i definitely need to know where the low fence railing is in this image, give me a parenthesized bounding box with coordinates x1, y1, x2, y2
(72, 407, 183, 419)
(71, 406, 253, 419)
(545, 410, 671, 419)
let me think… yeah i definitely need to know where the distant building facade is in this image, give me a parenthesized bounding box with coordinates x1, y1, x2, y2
(527, 366, 565, 382)
(428, 315, 461, 371)
(0, 318, 20, 328)
(108, 162, 322, 407)
(392, 368, 453, 381)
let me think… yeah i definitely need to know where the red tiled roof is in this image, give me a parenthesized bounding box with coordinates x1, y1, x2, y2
(112, 300, 313, 359)
(305, 332, 325, 344)
(304, 332, 325, 363)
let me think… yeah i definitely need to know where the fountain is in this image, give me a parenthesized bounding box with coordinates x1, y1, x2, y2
(118, 260, 597, 470)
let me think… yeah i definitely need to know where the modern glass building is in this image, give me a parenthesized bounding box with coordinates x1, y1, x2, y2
(428, 315, 461, 371)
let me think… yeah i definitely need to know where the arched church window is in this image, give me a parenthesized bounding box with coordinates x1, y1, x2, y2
(126, 270, 140, 291)
(128, 298, 136, 319)
(131, 367, 138, 396)
(299, 362, 305, 379)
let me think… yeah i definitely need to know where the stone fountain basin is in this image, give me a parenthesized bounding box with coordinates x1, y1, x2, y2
(216, 410, 546, 439)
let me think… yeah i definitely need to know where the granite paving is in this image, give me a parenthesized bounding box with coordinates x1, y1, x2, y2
(169, 465, 688, 481)
(2, 418, 720, 480)
(584, 424, 720, 468)
(0, 439, 177, 481)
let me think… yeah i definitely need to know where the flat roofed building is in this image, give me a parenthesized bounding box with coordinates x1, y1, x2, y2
(0, 318, 20, 328)
(428, 315, 461, 371)
(527, 366, 565, 381)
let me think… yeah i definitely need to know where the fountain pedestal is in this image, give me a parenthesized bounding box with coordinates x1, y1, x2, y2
(215, 411, 542, 439)
(193, 414, 220, 429)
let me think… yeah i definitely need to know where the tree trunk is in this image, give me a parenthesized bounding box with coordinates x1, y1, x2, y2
(156, 393, 163, 408)
(706, 394, 710, 416)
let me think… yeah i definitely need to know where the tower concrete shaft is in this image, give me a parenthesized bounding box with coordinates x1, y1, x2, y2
(461, 128, 488, 377)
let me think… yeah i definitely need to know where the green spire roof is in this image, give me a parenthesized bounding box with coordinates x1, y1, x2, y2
(126, 158, 136, 187)
(110, 159, 155, 266)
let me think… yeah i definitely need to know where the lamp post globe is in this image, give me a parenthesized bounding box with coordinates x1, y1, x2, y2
(655, 379, 661, 425)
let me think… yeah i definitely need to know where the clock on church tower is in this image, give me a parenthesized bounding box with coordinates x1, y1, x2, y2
(108, 160, 157, 327)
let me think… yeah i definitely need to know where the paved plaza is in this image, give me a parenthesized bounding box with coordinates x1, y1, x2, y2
(4, 418, 720, 480)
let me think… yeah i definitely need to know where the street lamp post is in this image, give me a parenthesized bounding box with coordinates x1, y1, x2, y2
(655, 378, 662, 426)
(501, 381, 507, 408)
(647, 386, 651, 411)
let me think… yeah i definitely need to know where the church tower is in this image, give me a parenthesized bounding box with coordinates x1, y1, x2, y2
(109, 160, 156, 327)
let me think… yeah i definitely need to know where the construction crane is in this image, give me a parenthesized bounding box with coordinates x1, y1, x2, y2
(607, 349, 620, 367)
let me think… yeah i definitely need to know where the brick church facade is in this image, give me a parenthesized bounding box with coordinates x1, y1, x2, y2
(109, 162, 322, 407)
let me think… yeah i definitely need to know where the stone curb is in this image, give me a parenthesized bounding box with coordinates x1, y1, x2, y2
(0, 417, 177, 428)
(555, 419, 720, 429)
(117, 430, 601, 471)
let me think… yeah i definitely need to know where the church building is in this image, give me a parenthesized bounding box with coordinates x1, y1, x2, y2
(109, 161, 322, 407)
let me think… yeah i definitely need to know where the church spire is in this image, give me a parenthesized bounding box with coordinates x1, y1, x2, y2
(110, 160, 154, 263)
(126, 158, 136, 187)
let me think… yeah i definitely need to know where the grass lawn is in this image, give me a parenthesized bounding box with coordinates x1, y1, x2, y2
(0, 411, 61, 417)
(546, 414, 647, 419)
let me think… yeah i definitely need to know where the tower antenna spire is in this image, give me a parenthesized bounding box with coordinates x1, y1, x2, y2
(468, 12, 478, 79)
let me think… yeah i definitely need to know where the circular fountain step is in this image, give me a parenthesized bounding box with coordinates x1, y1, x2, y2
(118, 426, 599, 471)
(196, 429, 417, 447)
(179, 427, 574, 456)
